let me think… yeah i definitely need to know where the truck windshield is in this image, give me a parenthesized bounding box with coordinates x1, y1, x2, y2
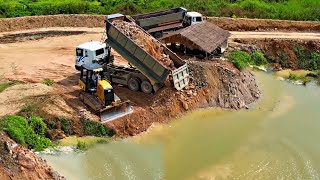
(76, 48, 83, 56)
(96, 48, 104, 56)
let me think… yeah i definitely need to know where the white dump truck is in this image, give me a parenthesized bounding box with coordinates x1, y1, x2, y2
(131, 7, 203, 38)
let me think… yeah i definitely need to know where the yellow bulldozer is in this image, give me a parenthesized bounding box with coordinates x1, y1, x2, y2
(78, 64, 133, 122)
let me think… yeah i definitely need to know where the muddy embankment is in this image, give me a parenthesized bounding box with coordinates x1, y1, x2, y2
(0, 132, 65, 180)
(230, 39, 320, 70)
(1, 14, 320, 33)
(109, 60, 260, 136)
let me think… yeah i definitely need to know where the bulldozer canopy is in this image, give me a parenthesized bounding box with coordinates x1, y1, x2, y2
(160, 22, 230, 54)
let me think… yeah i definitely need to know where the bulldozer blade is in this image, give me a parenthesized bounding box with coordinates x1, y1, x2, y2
(100, 101, 133, 123)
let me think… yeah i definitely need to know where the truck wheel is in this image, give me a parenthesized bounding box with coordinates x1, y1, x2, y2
(141, 81, 153, 94)
(154, 32, 163, 39)
(128, 78, 140, 91)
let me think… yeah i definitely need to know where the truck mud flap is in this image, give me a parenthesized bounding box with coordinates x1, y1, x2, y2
(172, 63, 189, 91)
(100, 101, 133, 123)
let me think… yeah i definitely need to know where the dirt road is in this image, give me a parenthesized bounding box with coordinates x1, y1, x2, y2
(230, 31, 320, 40)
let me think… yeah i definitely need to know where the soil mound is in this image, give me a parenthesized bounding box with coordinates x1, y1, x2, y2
(108, 60, 260, 137)
(113, 20, 174, 69)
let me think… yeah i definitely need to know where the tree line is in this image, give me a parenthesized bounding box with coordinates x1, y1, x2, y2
(0, 0, 319, 21)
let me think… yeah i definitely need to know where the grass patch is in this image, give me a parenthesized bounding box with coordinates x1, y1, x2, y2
(76, 141, 89, 150)
(0, 115, 51, 151)
(228, 50, 268, 70)
(228, 50, 251, 70)
(251, 50, 267, 66)
(275, 69, 318, 85)
(42, 79, 54, 86)
(58, 136, 110, 147)
(275, 69, 312, 79)
(81, 118, 115, 137)
(0, 81, 21, 93)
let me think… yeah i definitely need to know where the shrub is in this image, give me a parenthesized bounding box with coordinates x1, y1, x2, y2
(0, 115, 51, 151)
(0, 115, 28, 144)
(42, 79, 54, 86)
(295, 45, 320, 70)
(251, 50, 267, 66)
(277, 51, 288, 68)
(29, 115, 47, 136)
(288, 73, 299, 81)
(228, 50, 251, 70)
(81, 118, 115, 137)
(57, 117, 72, 135)
(76, 141, 88, 150)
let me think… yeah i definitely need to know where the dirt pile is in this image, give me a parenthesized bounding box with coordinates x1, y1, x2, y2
(0, 131, 65, 180)
(112, 21, 174, 69)
(0, 15, 105, 33)
(0, 31, 86, 44)
(108, 60, 260, 137)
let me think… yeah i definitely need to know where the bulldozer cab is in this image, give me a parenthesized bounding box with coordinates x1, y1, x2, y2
(79, 63, 104, 93)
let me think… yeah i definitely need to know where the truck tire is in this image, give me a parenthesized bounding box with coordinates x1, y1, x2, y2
(153, 32, 163, 39)
(128, 78, 140, 91)
(141, 81, 153, 94)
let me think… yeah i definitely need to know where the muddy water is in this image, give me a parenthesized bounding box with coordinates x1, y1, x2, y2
(42, 72, 320, 179)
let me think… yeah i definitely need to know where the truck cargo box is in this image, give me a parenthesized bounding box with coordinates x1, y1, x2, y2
(105, 14, 189, 91)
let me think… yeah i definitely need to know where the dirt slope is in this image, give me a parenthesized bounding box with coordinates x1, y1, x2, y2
(0, 131, 65, 180)
(207, 17, 320, 32)
(109, 60, 260, 136)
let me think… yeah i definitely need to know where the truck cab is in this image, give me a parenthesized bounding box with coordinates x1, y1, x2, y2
(183, 12, 203, 26)
(75, 41, 110, 71)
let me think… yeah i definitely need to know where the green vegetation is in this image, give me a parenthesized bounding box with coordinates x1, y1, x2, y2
(275, 69, 319, 85)
(277, 51, 289, 68)
(0, 115, 51, 151)
(76, 140, 89, 150)
(228, 50, 267, 70)
(294, 45, 320, 71)
(0, 81, 21, 93)
(56, 116, 72, 135)
(81, 118, 115, 137)
(42, 79, 54, 86)
(228, 50, 251, 70)
(58, 135, 110, 146)
(251, 50, 267, 66)
(0, 0, 319, 21)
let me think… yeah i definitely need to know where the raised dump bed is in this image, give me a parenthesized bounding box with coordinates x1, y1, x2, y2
(131, 7, 186, 31)
(105, 14, 189, 91)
